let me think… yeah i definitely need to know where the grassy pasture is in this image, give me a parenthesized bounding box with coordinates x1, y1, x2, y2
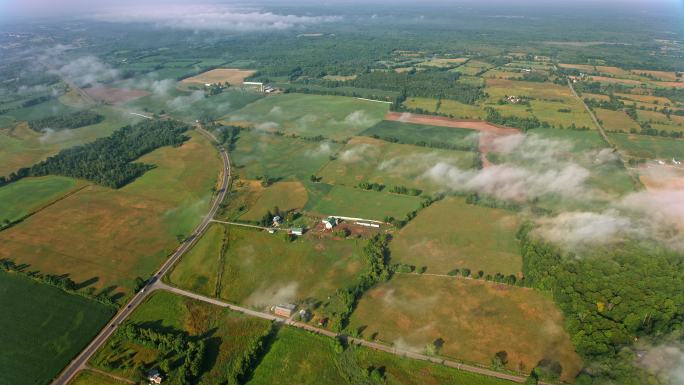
(361, 120, 478, 149)
(530, 99, 594, 129)
(615, 93, 672, 106)
(239, 181, 308, 221)
(417, 58, 468, 68)
(248, 326, 515, 385)
(307, 184, 423, 221)
(188, 226, 365, 307)
(609, 133, 684, 160)
(485, 79, 576, 103)
(391, 197, 521, 275)
(0, 176, 82, 223)
(483, 69, 524, 80)
(348, 274, 582, 382)
(0, 107, 140, 176)
(231, 129, 343, 181)
(439, 99, 487, 119)
(69, 370, 129, 385)
(318, 136, 477, 193)
(594, 108, 640, 132)
(225, 93, 388, 141)
(0, 271, 114, 385)
(167, 223, 226, 296)
(0, 132, 220, 297)
(91, 290, 272, 383)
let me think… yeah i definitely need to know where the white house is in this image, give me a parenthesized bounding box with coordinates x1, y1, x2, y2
(322, 217, 337, 230)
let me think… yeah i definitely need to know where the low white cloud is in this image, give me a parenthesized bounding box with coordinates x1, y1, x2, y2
(92, 4, 342, 32)
(305, 142, 334, 157)
(166, 90, 204, 110)
(339, 143, 377, 163)
(534, 210, 638, 250)
(245, 282, 299, 307)
(343, 110, 373, 127)
(50, 56, 119, 87)
(254, 121, 280, 131)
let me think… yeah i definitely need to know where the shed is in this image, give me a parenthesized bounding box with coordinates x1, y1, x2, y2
(290, 227, 303, 236)
(322, 217, 338, 230)
(274, 304, 296, 317)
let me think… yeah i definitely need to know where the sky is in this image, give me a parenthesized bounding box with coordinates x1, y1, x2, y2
(1, 0, 682, 24)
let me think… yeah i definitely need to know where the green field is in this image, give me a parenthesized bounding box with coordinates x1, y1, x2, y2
(391, 197, 521, 275)
(0, 271, 114, 385)
(318, 136, 478, 193)
(0, 106, 141, 176)
(0, 176, 81, 223)
(91, 290, 272, 383)
(224, 93, 389, 140)
(594, 108, 640, 132)
(609, 133, 684, 159)
(361, 120, 478, 150)
(68, 370, 129, 385)
(170, 226, 365, 308)
(530, 99, 594, 129)
(239, 181, 309, 221)
(348, 274, 582, 383)
(0, 132, 220, 297)
(307, 184, 423, 221)
(249, 326, 516, 385)
(231, 129, 343, 181)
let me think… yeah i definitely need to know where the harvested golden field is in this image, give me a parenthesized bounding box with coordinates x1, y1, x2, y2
(485, 78, 576, 102)
(181, 68, 255, 85)
(631, 70, 681, 82)
(594, 108, 640, 132)
(348, 274, 582, 383)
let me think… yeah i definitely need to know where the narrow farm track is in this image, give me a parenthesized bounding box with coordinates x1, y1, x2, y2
(83, 366, 135, 384)
(50, 125, 231, 385)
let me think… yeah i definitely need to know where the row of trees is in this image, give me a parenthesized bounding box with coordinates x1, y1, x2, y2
(27, 110, 104, 131)
(1, 119, 189, 188)
(367, 133, 477, 152)
(518, 224, 684, 384)
(118, 324, 206, 384)
(0, 258, 118, 306)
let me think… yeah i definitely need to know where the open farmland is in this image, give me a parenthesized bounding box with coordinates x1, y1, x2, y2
(231, 128, 343, 181)
(225, 93, 388, 140)
(348, 274, 582, 383)
(172, 226, 365, 307)
(91, 290, 273, 384)
(609, 133, 684, 160)
(68, 370, 129, 385)
(181, 68, 256, 85)
(318, 136, 477, 193)
(0, 132, 220, 297)
(0, 271, 114, 385)
(82, 87, 150, 104)
(307, 184, 423, 221)
(390, 197, 521, 276)
(0, 107, 140, 176)
(529, 99, 594, 129)
(594, 108, 640, 132)
(248, 326, 515, 385)
(361, 119, 478, 150)
(0, 176, 82, 223)
(239, 181, 308, 221)
(485, 79, 577, 102)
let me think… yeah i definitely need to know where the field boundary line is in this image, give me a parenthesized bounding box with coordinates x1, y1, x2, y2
(83, 366, 135, 384)
(394, 271, 527, 289)
(0, 184, 91, 232)
(355, 97, 392, 104)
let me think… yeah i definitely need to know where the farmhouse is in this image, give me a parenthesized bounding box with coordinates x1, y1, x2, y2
(322, 217, 338, 230)
(290, 227, 304, 236)
(272, 215, 282, 226)
(147, 369, 163, 384)
(274, 304, 296, 317)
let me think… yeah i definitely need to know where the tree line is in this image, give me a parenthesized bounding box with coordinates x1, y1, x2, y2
(1, 119, 189, 188)
(27, 110, 104, 131)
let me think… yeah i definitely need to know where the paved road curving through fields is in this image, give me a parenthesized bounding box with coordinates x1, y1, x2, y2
(51, 125, 231, 385)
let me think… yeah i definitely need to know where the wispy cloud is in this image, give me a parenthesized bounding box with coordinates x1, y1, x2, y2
(92, 4, 342, 32)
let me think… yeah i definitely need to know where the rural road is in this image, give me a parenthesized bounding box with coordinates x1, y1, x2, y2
(51, 125, 231, 385)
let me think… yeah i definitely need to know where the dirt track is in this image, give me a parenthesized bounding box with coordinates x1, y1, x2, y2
(384, 112, 520, 167)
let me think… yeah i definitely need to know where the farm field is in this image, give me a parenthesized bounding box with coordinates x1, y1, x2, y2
(390, 197, 522, 276)
(0, 271, 114, 385)
(167, 223, 226, 296)
(485, 79, 576, 103)
(181, 68, 256, 85)
(0, 107, 140, 176)
(609, 133, 684, 160)
(317, 136, 478, 193)
(348, 274, 582, 383)
(0, 176, 82, 223)
(248, 326, 515, 385)
(530, 99, 594, 129)
(171, 226, 365, 308)
(224, 93, 389, 140)
(594, 108, 640, 132)
(90, 290, 273, 384)
(230, 128, 343, 181)
(361, 119, 478, 150)
(0, 131, 220, 297)
(239, 181, 308, 221)
(307, 184, 423, 221)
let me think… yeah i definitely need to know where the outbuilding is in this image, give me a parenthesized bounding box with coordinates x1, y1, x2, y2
(322, 217, 337, 230)
(274, 304, 296, 317)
